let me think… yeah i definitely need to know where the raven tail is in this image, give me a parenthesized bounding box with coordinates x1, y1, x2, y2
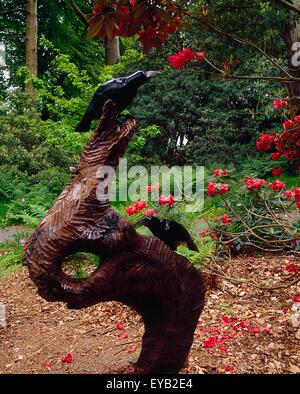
(75, 117, 92, 132)
(187, 237, 199, 252)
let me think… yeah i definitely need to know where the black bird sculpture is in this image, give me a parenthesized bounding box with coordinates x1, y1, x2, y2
(137, 216, 199, 252)
(76, 70, 160, 132)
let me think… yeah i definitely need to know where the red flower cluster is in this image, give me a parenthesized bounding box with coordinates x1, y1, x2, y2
(158, 194, 175, 207)
(207, 182, 230, 197)
(256, 133, 275, 152)
(269, 180, 286, 191)
(284, 187, 300, 209)
(126, 201, 147, 216)
(214, 168, 229, 177)
(244, 178, 266, 190)
(218, 213, 234, 224)
(256, 114, 300, 171)
(273, 98, 288, 110)
(167, 48, 206, 70)
(271, 168, 283, 177)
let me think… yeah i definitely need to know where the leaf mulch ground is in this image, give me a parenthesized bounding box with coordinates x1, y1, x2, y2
(0, 254, 299, 374)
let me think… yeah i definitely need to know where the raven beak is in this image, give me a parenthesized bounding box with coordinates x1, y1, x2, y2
(145, 71, 161, 79)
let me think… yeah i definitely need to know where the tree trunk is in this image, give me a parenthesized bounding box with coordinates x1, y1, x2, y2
(282, 0, 300, 111)
(104, 37, 121, 65)
(26, 0, 38, 76)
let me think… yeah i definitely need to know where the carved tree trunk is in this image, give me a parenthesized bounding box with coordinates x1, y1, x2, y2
(23, 101, 205, 374)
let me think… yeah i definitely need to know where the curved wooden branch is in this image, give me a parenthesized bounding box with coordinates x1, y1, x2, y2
(23, 100, 205, 374)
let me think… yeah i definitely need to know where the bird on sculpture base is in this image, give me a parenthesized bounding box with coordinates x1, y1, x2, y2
(137, 216, 199, 252)
(75, 70, 160, 132)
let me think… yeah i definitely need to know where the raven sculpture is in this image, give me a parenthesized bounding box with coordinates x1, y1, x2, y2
(137, 216, 199, 252)
(24, 101, 205, 374)
(76, 70, 160, 132)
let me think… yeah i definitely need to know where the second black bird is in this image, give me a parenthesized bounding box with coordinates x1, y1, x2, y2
(137, 216, 199, 252)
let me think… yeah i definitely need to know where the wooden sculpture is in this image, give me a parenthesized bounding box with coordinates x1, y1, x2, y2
(23, 101, 205, 374)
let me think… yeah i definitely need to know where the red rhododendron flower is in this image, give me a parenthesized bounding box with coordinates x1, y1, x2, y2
(293, 187, 300, 199)
(210, 233, 220, 241)
(296, 200, 300, 209)
(244, 178, 266, 190)
(293, 294, 300, 302)
(256, 133, 275, 151)
(200, 230, 207, 237)
(195, 51, 206, 63)
(273, 98, 288, 110)
(284, 190, 294, 200)
(62, 353, 72, 364)
(207, 182, 216, 197)
(158, 195, 175, 207)
(92, 4, 101, 14)
(167, 48, 195, 69)
(134, 200, 148, 210)
(233, 320, 249, 330)
(269, 180, 286, 191)
(283, 119, 294, 129)
(271, 152, 282, 161)
(214, 168, 229, 177)
(202, 336, 218, 348)
(271, 168, 283, 177)
(143, 209, 157, 217)
(126, 206, 137, 216)
(219, 183, 230, 195)
(224, 365, 235, 372)
(115, 322, 125, 331)
(221, 316, 236, 325)
(250, 326, 260, 334)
